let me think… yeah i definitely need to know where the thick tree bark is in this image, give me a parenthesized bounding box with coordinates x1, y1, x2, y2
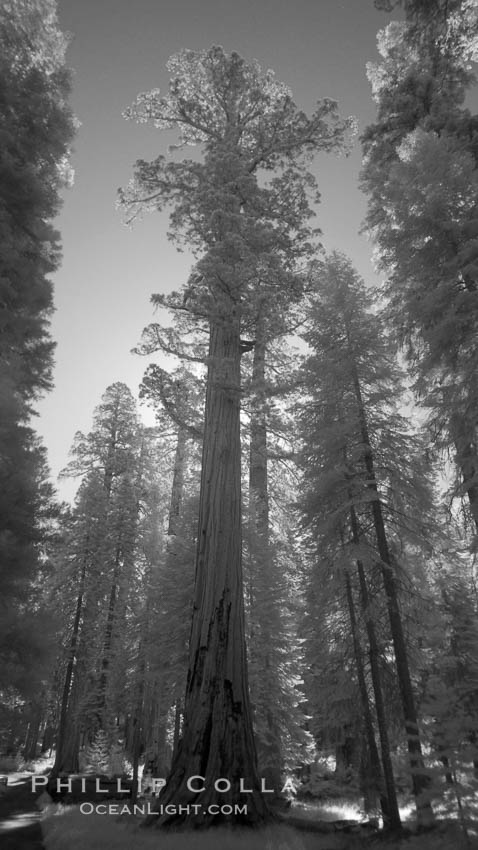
(149, 305, 269, 827)
(349, 360, 433, 825)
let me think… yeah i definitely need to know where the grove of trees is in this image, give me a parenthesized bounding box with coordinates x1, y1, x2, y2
(2, 0, 478, 840)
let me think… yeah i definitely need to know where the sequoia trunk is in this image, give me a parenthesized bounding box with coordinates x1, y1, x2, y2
(149, 304, 269, 827)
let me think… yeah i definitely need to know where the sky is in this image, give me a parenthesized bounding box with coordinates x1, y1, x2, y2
(36, 0, 392, 502)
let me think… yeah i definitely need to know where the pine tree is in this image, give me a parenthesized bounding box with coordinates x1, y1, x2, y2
(0, 0, 75, 414)
(51, 473, 109, 775)
(0, 0, 75, 710)
(361, 0, 478, 534)
(0, 436, 61, 756)
(52, 385, 153, 774)
(425, 561, 478, 780)
(297, 253, 437, 825)
(83, 728, 110, 775)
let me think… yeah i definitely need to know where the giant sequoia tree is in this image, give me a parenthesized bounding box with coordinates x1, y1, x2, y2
(120, 46, 352, 826)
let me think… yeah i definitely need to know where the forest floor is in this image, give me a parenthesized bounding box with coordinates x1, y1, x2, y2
(39, 798, 478, 850)
(1, 771, 477, 849)
(0, 773, 44, 849)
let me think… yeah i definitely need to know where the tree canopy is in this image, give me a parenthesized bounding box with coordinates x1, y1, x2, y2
(0, 0, 75, 720)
